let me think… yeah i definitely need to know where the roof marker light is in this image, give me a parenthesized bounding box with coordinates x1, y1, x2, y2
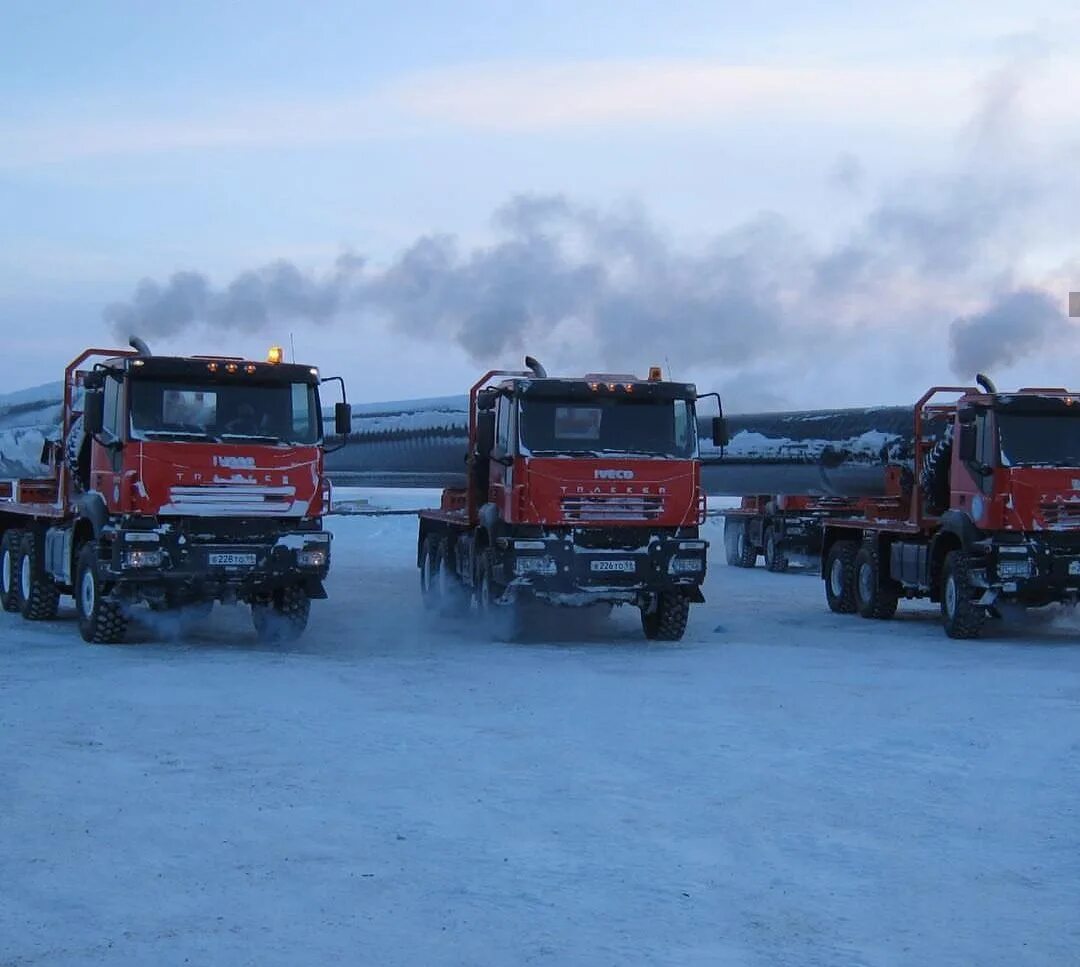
(245, 364, 257, 374)
(207, 362, 218, 372)
(226, 362, 239, 374)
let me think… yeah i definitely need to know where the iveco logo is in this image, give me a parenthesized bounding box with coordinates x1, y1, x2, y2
(214, 455, 256, 469)
(595, 469, 635, 480)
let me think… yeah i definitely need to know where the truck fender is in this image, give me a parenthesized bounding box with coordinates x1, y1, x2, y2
(938, 510, 980, 552)
(477, 502, 500, 538)
(75, 493, 109, 537)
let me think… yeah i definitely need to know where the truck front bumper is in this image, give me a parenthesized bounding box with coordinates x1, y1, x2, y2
(975, 538, 1080, 606)
(106, 528, 332, 602)
(493, 533, 708, 604)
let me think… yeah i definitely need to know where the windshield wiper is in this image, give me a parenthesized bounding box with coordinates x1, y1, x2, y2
(219, 433, 282, 444)
(139, 429, 217, 442)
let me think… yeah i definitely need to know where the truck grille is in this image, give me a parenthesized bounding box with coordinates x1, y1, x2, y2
(164, 485, 296, 517)
(560, 494, 665, 522)
(1040, 501, 1080, 528)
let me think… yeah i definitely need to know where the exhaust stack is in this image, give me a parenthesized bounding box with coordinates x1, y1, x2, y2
(524, 356, 547, 379)
(129, 336, 152, 357)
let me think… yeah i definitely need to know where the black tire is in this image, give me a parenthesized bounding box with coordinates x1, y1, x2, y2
(731, 523, 757, 568)
(641, 592, 691, 641)
(419, 535, 441, 611)
(252, 585, 311, 643)
(476, 548, 522, 640)
(723, 519, 741, 566)
(421, 535, 468, 617)
(854, 544, 899, 619)
(17, 531, 60, 621)
(824, 540, 858, 614)
(920, 427, 953, 516)
(76, 542, 128, 644)
(1, 530, 22, 613)
(940, 550, 986, 639)
(763, 528, 789, 573)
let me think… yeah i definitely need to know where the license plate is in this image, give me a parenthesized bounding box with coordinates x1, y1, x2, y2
(1069, 561, 1080, 576)
(208, 552, 257, 567)
(590, 560, 635, 573)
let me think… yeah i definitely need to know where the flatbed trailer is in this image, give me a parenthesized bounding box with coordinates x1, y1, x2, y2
(721, 494, 860, 572)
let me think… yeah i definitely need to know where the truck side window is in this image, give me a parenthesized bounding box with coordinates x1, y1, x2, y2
(674, 400, 692, 454)
(495, 397, 512, 453)
(975, 411, 993, 466)
(103, 375, 123, 441)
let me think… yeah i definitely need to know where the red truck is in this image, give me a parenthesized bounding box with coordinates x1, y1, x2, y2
(0, 339, 351, 643)
(819, 380, 1080, 637)
(722, 494, 859, 572)
(416, 358, 722, 640)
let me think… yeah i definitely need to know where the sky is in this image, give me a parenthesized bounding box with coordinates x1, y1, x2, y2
(1, 1, 1078, 410)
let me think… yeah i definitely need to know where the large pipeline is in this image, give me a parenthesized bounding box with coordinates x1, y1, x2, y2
(325, 397, 922, 497)
(1, 383, 923, 498)
(702, 406, 917, 497)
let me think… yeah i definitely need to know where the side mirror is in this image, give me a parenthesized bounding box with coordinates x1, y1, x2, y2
(476, 410, 496, 457)
(477, 389, 498, 412)
(83, 390, 105, 436)
(712, 416, 729, 448)
(957, 423, 977, 462)
(334, 402, 352, 437)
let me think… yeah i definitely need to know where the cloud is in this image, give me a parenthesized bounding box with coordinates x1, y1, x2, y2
(949, 288, 1069, 376)
(5, 54, 1077, 168)
(101, 49, 1080, 384)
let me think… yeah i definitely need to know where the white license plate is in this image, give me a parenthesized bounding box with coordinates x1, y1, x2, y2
(208, 552, 257, 567)
(590, 560, 635, 573)
(1069, 561, 1080, 576)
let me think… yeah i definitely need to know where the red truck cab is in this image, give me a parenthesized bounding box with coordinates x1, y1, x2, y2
(0, 341, 351, 644)
(417, 359, 717, 640)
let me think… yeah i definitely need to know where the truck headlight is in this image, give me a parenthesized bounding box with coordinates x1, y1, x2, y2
(297, 549, 328, 568)
(514, 556, 557, 576)
(997, 559, 1032, 579)
(124, 549, 163, 568)
(669, 557, 703, 574)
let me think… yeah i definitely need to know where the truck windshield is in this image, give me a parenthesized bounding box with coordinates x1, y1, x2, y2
(519, 398, 696, 458)
(129, 379, 321, 445)
(998, 412, 1080, 467)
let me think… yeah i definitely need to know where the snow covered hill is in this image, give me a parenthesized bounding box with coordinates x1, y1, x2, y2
(2, 509, 1078, 966)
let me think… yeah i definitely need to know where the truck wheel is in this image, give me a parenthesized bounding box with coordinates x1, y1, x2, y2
(252, 585, 310, 643)
(641, 592, 690, 641)
(734, 525, 757, 568)
(420, 536, 440, 610)
(854, 544, 899, 619)
(764, 528, 789, 573)
(1, 530, 22, 613)
(824, 540, 858, 614)
(941, 550, 986, 639)
(421, 536, 468, 617)
(18, 531, 60, 621)
(476, 549, 521, 639)
(76, 543, 128, 644)
(723, 520, 741, 566)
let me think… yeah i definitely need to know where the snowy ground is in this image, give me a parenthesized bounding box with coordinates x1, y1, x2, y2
(2, 507, 1079, 967)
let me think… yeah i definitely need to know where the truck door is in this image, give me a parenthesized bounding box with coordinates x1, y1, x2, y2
(490, 395, 516, 520)
(90, 372, 126, 511)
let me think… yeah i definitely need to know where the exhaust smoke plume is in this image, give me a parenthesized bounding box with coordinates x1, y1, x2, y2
(103, 49, 1076, 385)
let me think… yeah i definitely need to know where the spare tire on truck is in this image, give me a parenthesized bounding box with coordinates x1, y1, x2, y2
(920, 426, 953, 516)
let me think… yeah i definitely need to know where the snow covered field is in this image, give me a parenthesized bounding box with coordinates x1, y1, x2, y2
(3, 510, 1079, 966)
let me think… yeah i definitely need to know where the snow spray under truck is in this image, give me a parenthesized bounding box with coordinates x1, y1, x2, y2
(0, 339, 351, 643)
(416, 358, 726, 640)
